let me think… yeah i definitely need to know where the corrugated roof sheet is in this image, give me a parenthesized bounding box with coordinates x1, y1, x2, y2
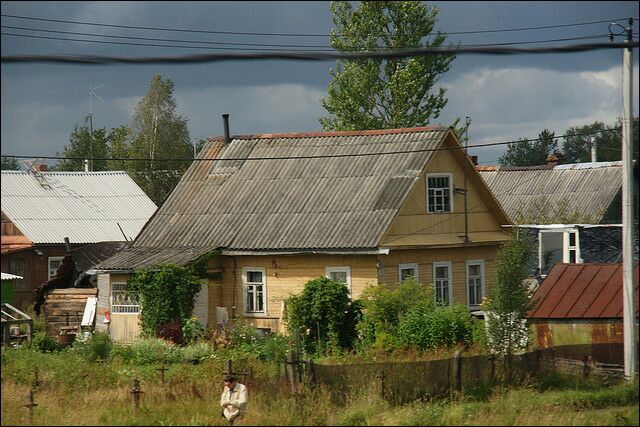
(97, 127, 453, 270)
(1, 171, 157, 244)
(528, 263, 639, 319)
(478, 162, 622, 223)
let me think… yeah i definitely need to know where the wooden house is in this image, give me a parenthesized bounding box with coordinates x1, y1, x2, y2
(95, 125, 512, 342)
(528, 263, 639, 348)
(478, 161, 639, 278)
(0, 166, 156, 308)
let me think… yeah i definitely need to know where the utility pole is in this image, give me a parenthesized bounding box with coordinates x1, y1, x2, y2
(610, 17, 637, 381)
(589, 136, 597, 163)
(464, 116, 471, 244)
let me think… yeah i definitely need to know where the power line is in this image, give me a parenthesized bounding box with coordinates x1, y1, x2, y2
(1, 128, 621, 163)
(2, 24, 620, 50)
(1, 13, 635, 37)
(2, 41, 637, 64)
(1, 25, 624, 52)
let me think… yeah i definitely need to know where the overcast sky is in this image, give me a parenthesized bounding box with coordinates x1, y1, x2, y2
(1, 1, 638, 167)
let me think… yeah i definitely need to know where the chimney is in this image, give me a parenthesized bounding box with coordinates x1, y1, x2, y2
(469, 155, 478, 166)
(222, 114, 230, 144)
(64, 237, 71, 254)
(546, 151, 564, 166)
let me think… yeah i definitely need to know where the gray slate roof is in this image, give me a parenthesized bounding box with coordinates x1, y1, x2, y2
(478, 161, 622, 224)
(97, 127, 451, 270)
(1, 171, 157, 244)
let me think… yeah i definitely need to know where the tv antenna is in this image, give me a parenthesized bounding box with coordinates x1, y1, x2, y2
(88, 84, 105, 171)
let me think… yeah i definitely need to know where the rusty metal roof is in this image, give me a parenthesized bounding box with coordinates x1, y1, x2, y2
(528, 263, 639, 319)
(97, 127, 469, 270)
(478, 161, 622, 223)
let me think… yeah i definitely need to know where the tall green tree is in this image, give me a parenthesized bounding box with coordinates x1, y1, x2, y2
(499, 129, 557, 166)
(320, 1, 457, 131)
(1, 156, 20, 170)
(483, 232, 534, 366)
(56, 117, 110, 171)
(128, 75, 192, 206)
(563, 117, 639, 163)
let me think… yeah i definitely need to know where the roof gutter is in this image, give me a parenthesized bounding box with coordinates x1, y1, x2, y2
(220, 248, 390, 256)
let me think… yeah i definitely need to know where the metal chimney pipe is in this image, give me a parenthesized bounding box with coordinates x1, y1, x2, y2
(64, 237, 71, 254)
(222, 114, 230, 144)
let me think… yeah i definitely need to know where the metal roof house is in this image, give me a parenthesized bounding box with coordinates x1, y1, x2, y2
(1, 167, 157, 307)
(528, 263, 639, 349)
(478, 161, 639, 278)
(96, 124, 512, 342)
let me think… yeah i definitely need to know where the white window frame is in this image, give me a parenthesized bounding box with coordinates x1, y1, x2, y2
(538, 228, 581, 276)
(243, 267, 267, 316)
(433, 261, 453, 306)
(48, 256, 65, 280)
(398, 263, 419, 283)
(466, 259, 485, 309)
(111, 282, 140, 314)
(325, 266, 352, 294)
(426, 172, 454, 213)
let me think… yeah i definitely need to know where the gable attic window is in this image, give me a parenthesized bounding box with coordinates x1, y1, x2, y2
(426, 173, 453, 213)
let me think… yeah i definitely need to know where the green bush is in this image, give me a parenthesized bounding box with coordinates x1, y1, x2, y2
(286, 277, 362, 355)
(180, 341, 215, 364)
(259, 334, 289, 363)
(28, 331, 59, 353)
(397, 304, 473, 350)
(113, 338, 181, 365)
(357, 277, 434, 348)
(79, 332, 113, 362)
(182, 316, 205, 344)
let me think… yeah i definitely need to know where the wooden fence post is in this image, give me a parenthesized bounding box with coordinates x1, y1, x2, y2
(33, 368, 41, 390)
(582, 355, 592, 378)
(131, 378, 143, 410)
(305, 358, 316, 387)
(453, 351, 462, 393)
(24, 390, 37, 424)
(489, 354, 495, 382)
(286, 351, 297, 394)
(379, 370, 386, 399)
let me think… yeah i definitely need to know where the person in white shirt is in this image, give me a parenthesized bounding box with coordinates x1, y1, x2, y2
(220, 375, 248, 425)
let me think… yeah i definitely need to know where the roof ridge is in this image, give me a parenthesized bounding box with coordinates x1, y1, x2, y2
(208, 125, 449, 141)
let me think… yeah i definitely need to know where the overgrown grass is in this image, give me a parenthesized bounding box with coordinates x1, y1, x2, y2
(2, 343, 638, 426)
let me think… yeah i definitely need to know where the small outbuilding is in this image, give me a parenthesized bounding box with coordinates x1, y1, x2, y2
(528, 262, 639, 349)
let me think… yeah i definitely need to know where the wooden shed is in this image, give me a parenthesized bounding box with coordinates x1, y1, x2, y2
(43, 288, 97, 339)
(528, 263, 639, 349)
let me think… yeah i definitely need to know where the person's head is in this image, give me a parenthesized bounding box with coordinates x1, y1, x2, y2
(224, 375, 236, 389)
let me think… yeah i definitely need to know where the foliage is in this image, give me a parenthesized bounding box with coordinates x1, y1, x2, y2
(105, 124, 131, 171)
(156, 318, 184, 344)
(320, 1, 456, 131)
(285, 277, 362, 355)
(512, 196, 605, 225)
(562, 117, 639, 163)
(356, 277, 434, 348)
(182, 316, 206, 345)
(77, 332, 113, 362)
(111, 337, 182, 364)
(258, 334, 290, 363)
(396, 303, 473, 350)
(229, 318, 262, 351)
(1, 156, 20, 170)
(127, 75, 193, 205)
(483, 231, 534, 359)
(127, 263, 206, 338)
(27, 331, 59, 353)
(55, 118, 110, 171)
(499, 129, 557, 166)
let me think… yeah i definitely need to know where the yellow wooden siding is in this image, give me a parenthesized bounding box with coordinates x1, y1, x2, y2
(381, 136, 508, 246)
(210, 254, 378, 330)
(379, 246, 500, 307)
